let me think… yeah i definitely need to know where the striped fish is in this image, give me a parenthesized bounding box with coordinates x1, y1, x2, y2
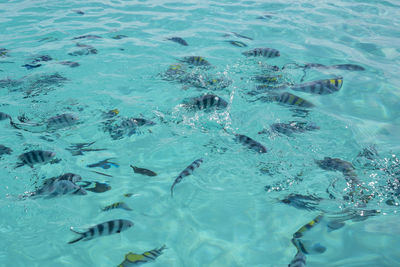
(288, 251, 306, 267)
(226, 40, 247, 47)
(291, 238, 326, 255)
(290, 78, 343, 95)
(242, 48, 280, 57)
(270, 121, 319, 136)
(0, 112, 10, 121)
(118, 245, 166, 267)
(180, 56, 211, 67)
(31, 173, 84, 197)
(167, 37, 188, 46)
(275, 92, 314, 108)
(184, 94, 228, 110)
(304, 63, 365, 71)
(102, 202, 132, 211)
(235, 134, 267, 153)
(293, 214, 324, 239)
(47, 113, 79, 130)
(17, 150, 56, 168)
(68, 219, 134, 244)
(171, 159, 203, 197)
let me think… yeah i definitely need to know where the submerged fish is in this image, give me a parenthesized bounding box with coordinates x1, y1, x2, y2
(81, 181, 112, 193)
(167, 37, 188, 46)
(304, 63, 365, 71)
(315, 157, 355, 176)
(290, 77, 343, 95)
(0, 145, 12, 157)
(16, 150, 56, 168)
(102, 202, 132, 211)
(268, 121, 319, 136)
(275, 92, 314, 108)
(68, 219, 134, 244)
(118, 245, 166, 267)
(29, 173, 86, 198)
(280, 193, 322, 211)
(32, 55, 52, 64)
(22, 64, 42, 70)
(0, 112, 10, 121)
(235, 134, 267, 153)
(242, 48, 280, 57)
(226, 40, 247, 47)
(59, 61, 80, 68)
(183, 94, 228, 110)
(180, 56, 211, 67)
(87, 158, 119, 169)
(171, 158, 203, 197)
(130, 165, 157, 177)
(293, 214, 324, 239)
(288, 251, 306, 267)
(47, 113, 79, 130)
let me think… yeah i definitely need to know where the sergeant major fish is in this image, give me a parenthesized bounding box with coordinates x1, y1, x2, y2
(171, 158, 203, 197)
(288, 251, 306, 267)
(180, 56, 211, 67)
(275, 92, 314, 108)
(16, 150, 56, 168)
(242, 48, 280, 57)
(29, 173, 86, 198)
(267, 121, 320, 136)
(290, 77, 343, 95)
(183, 94, 228, 111)
(102, 202, 132, 211)
(0, 145, 12, 157)
(118, 245, 166, 267)
(235, 134, 267, 153)
(68, 219, 134, 244)
(47, 113, 79, 130)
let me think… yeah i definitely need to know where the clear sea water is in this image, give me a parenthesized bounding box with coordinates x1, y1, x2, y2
(1, 0, 400, 266)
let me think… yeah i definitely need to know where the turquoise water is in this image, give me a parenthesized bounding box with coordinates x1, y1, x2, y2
(1, 0, 400, 266)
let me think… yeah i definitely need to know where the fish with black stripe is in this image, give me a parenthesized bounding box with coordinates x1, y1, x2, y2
(235, 134, 267, 153)
(242, 48, 280, 57)
(0, 112, 10, 121)
(118, 245, 166, 266)
(288, 251, 307, 267)
(16, 150, 56, 168)
(290, 77, 343, 95)
(0, 145, 12, 157)
(183, 94, 228, 111)
(170, 159, 203, 197)
(68, 219, 134, 244)
(180, 56, 211, 67)
(29, 173, 86, 198)
(275, 92, 314, 108)
(102, 202, 132, 211)
(47, 113, 79, 130)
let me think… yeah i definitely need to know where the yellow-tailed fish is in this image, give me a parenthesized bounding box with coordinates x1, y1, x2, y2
(118, 245, 166, 266)
(102, 202, 132, 211)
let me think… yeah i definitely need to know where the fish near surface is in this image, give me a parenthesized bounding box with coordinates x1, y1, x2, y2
(47, 113, 79, 130)
(102, 202, 132, 211)
(235, 134, 267, 153)
(167, 37, 188, 46)
(118, 245, 166, 267)
(275, 92, 314, 108)
(80, 181, 112, 193)
(17, 150, 56, 168)
(68, 219, 134, 244)
(130, 165, 157, 176)
(288, 251, 306, 267)
(180, 56, 211, 67)
(30, 173, 86, 198)
(183, 94, 228, 111)
(242, 48, 280, 57)
(269, 121, 319, 136)
(290, 77, 343, 95)
(315, 157, 355, 175)
(171, 159, 203, 197)
(0, 112, 10, 121)
(0, 145, 12, 157)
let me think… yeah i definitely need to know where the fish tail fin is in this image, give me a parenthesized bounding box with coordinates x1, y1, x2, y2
(170, 183, 175, 198)
(68, 228, 85, 244)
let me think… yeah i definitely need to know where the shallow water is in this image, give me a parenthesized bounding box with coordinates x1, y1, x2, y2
(1, 0, 400, 266)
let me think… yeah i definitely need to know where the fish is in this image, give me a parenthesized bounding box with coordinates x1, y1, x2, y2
(293, 214, 324, 239)
(275, 92, 314, 108)
(288, 251, 306, 267)
(0, 112, 10, 121)
(290, 77, 343, 95)
(171, 158, 203, 197)
(280, 194, 322, 211)
(16, 150, 56, 168)
(304, 63, 365, 71)
(102, 202, 132, 211)
(81, 181, 112, 193)
(0, 48, 9, 57)
(232, 32, 253, 40)
(0, 145, 12, 157)
(73, 10, 84, 15)
(122, 118, 156, 127)
(87, 158, 119, 169)
(315, 157, 355, 176)
(235, 134, 267, 153)
(72, 34, 102, 40)
(242, 48, 280, 57)
(59, 61, 80, 68)
(29, 173, 86, 198)
(118, 245, 166, 267)
(68, 45, 97, 56)
(226, 40, 247, 47)
(269, 121, 319, 136)
(130, 165, 157, 176)
(68, 219, 134, 244)
(112, 35, 128, 39)
(47, 113, 79, 130)
(167, 37, 188, 46)
(124, 193, 133, 197)
(183, 94, 228, 110)
(180, 56, 211, 67)
(22, 64, 42, 70)
(32, 55, 52, 64)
